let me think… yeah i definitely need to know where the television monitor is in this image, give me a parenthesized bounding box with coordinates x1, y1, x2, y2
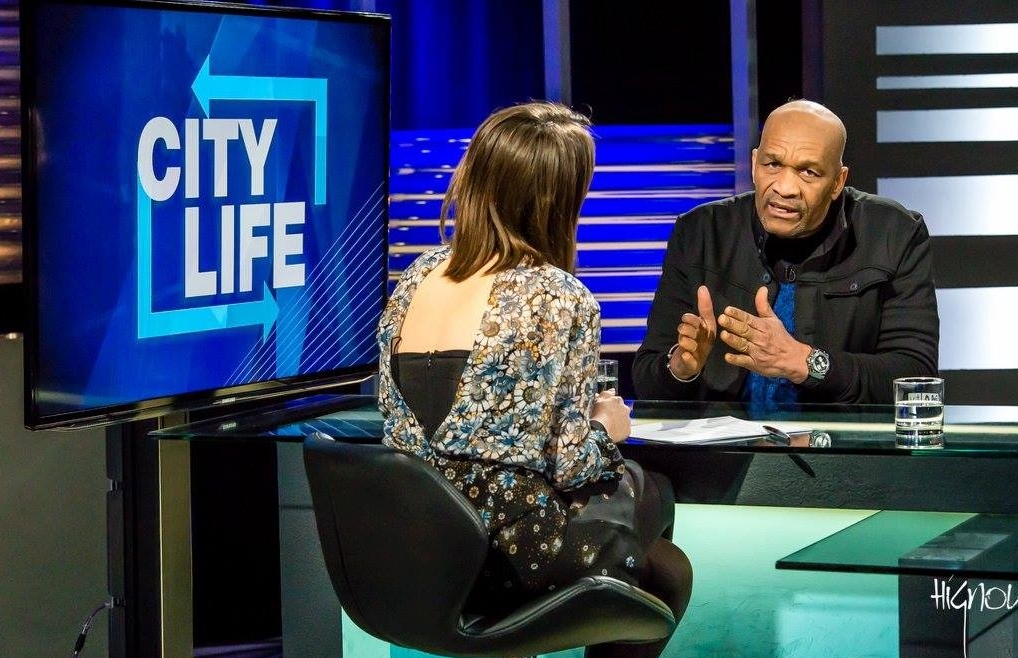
(21, 0, 390, 429)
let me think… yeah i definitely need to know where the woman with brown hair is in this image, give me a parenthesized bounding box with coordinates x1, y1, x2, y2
(377, 101, 691, 657)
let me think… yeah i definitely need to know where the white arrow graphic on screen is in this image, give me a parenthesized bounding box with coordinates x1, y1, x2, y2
(135, 179, 279, 340)
(136, 57, 330, 340)
(191, 55, 329, 205)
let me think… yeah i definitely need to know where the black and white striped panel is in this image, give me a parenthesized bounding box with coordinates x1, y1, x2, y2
(821, 1, 1018, 404)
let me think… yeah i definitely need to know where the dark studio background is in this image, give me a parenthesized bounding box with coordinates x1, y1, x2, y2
(3, 0, 804, 653)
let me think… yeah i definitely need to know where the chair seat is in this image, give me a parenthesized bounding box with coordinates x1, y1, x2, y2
(454, 574, 674, 657)
(303, 433, 676, 657)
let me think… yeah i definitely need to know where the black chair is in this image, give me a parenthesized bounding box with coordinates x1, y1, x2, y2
(303, 431, 676, 658)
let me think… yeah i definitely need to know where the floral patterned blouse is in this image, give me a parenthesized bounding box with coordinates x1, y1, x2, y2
(377, 246, 624, 491)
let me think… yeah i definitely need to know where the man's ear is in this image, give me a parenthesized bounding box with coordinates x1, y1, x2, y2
(831, 165, 848, 199)
(750, 148, 758, 186)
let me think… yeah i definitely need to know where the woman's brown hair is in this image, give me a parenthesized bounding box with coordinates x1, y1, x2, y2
(440, 101, 595, 281)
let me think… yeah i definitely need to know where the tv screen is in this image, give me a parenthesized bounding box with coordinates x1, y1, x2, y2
(21, 0, 390, 429)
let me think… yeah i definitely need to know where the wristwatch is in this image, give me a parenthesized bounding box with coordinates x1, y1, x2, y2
(806, 348, 830, 381)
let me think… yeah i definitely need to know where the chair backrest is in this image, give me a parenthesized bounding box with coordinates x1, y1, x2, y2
(303, 433, 489, 648)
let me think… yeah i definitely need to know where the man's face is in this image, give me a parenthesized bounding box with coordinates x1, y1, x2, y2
(751, 111, 848, 238)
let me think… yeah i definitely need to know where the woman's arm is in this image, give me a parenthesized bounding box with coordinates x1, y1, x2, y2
(544, 289, 626, 490)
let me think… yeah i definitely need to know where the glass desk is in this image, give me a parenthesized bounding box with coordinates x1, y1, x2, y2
(153, 393, 1018, 552)
(153, 394, 1018, 452)
(149, 393, 384, 442)
(153, 396, 1018, 510)
(628, 399, 1018, 455)
(777, 510, 1018, 579)
(149, 395, 1018, 658)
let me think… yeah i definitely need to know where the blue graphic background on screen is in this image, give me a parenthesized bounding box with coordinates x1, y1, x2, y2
(33, 5, 386, 416)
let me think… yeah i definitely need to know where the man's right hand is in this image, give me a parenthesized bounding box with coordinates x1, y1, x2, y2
(668, 285, 717, 380)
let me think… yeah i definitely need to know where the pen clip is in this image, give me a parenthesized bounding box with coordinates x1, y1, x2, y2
(762, 424, 790, 445)
(763, 424, 816, 477)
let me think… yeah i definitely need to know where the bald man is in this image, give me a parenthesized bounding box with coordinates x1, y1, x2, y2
(633, 100, 939, 404)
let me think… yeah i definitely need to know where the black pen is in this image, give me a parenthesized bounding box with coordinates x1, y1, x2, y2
(762, 424, 791, 445)
(762, 424, 816, 477)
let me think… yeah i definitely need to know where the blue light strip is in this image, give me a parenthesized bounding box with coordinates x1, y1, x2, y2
(389, 124, 736, 352)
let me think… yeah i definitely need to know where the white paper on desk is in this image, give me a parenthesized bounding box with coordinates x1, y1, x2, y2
(628, 416, 809, 444)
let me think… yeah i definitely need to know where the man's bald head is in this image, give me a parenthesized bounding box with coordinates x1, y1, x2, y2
(764, 100, 847, 167)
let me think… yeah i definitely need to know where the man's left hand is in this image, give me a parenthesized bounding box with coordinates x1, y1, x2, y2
(718, 286, 812, 382)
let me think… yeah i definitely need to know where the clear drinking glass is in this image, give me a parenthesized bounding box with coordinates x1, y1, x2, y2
(894, 376, 945, 448)
(596, 359, 619, 393)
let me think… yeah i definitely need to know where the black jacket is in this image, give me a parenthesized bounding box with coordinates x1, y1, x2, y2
(632, 187, 940, 404)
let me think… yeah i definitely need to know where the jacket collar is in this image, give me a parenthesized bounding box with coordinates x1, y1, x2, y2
(749, 189, 852, 272)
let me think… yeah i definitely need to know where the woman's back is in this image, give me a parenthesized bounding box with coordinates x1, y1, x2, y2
(377, 246, 615, 488)
(395, 257, 495, 353)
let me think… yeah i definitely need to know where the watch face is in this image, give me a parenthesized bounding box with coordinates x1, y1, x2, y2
(809, 349, 830, 377)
